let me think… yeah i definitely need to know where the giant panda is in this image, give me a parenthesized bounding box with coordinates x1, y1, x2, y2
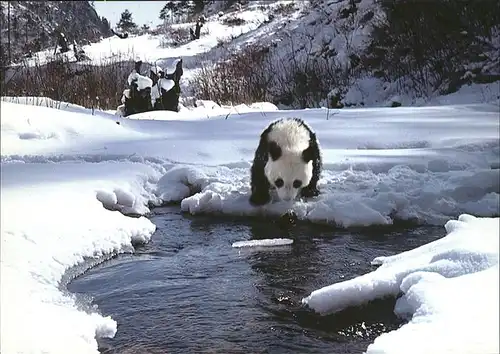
(249, 117, 322, 206)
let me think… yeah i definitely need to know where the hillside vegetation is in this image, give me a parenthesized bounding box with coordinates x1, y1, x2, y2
(191, 0, 500, 108)
(2, 0, 499, 111)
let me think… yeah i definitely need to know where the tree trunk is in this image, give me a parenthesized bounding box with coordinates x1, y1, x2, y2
(7, 1, 11, 63)
(194, 21, 202, 39)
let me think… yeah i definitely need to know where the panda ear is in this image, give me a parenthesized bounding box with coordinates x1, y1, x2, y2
(268, 141, 282, 161)
(302, 145, 314, 163)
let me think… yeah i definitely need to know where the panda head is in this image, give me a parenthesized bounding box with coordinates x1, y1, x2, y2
(263, 119, 316, 202)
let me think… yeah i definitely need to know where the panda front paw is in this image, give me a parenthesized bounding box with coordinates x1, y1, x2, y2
(301, 186, 320, 199)
(249, 190, 271, 206)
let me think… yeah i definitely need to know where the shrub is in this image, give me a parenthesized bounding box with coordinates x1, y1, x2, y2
(365, 0, 500, 96)
(222, 16, 246, 26)
(273, 2, 297, 16)
(189, 44, 273, 105)
(159, 23, 192, 47)
(189, 38, 352, 109)
(1, 53, 140, 110)
(271, 54, 346, 108)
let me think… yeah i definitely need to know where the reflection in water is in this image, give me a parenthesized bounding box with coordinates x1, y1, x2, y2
(68, 207, 443, 354)
(246, 221, 410, 352)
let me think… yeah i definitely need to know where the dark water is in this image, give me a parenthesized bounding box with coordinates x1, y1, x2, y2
(68, 207, 443, 354)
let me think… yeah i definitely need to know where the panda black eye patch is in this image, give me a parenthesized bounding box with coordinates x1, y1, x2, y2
(275, 178, 284, 188)
(293, 180, 302, 188)
(268, 141, 282, 161)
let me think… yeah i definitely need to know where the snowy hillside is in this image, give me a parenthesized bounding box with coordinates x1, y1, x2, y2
(3, 0, 499, 110)
(0, 1, 111, 65)
(1, 97, 499, 353)
(236, 0, 500, 107)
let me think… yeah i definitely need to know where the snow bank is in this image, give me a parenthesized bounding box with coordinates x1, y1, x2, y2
(1, 161, 162, 354)
(3, 100, 499, 227)
(0, 101, 146, 156)
(162, 163, 500, 227)
(302, 214, 499, 354)
(1, 96, 90, 114)
(126, 99, 280, 121)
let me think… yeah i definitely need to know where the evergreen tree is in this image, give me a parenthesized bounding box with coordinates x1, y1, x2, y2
(192, 0, 205, 14)
(159, 2, 177, 20)
(159, 1, 187, 21)
(117, 9, 137, 32)
(159, 1, 204, 21)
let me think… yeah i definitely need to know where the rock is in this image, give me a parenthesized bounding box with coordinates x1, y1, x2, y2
(279, 210, 298, 226)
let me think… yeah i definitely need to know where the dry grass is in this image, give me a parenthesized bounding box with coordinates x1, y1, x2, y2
(189, 41, 349, 108)
(273, 2, 297, 16)
(222, 16, 246, 26)
(1, 52, 142, 110)
(158, 23, 192, 48)
(189, 44, 273, 106)
(1, 96, 69, 110)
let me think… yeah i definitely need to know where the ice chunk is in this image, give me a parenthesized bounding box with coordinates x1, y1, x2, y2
(232, 238, 294, 248)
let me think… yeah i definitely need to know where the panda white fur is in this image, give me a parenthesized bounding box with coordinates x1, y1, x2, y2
(249, 117, 322, 206)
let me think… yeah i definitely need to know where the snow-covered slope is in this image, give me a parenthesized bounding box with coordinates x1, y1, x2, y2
(0, 1, 111, 63)
(259, 0, 500, 107)
(8, 0, 499, 109)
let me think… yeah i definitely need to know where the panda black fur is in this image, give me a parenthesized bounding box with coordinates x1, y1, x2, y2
(249, 117, 322, 206)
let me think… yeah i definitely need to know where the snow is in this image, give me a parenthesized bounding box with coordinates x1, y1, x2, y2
(344, 77, 500, 108)
(6, 0, 311, 102)
(8, 0, 498, 109)
(302, 214, 499, 354)
(2, 1, 500, 352)
(2, 100, 499, 224)
(127, 71, 153, 90)
(150, 65, 163, 75)
(1, 160, 160, 354)
(1, 96, 499, 353)
(164, 58, 182, 75)
(232, 238, 294, 248)
(119, 99, 279, 121)
(12, 6, 272, 69)
(151, 78, 175, 105)
(121, 89, 131, 104)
